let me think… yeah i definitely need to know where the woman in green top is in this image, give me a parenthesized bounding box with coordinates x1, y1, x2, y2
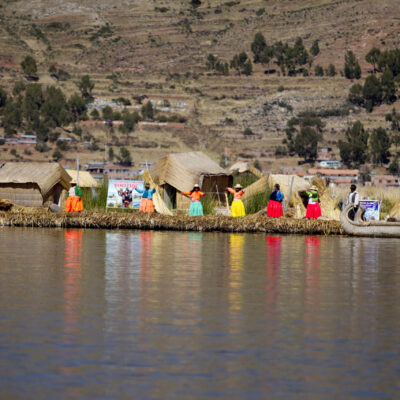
(305, 185, 321, 219)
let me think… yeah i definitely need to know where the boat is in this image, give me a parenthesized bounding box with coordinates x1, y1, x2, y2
(340, 203, 400, 238)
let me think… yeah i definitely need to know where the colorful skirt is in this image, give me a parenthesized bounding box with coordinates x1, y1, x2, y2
(65, 196, 83, 213)
(189, 201, 203, 216)
(267, 200, 283, 217)
(231, 200, 245, 217)
(306, 203, 322, 219)
(140, 198, 155, 213)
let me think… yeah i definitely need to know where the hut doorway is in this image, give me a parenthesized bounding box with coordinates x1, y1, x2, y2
(163, 184, 176, 209)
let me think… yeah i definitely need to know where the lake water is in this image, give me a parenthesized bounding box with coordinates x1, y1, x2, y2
(1, 227, 400, 399)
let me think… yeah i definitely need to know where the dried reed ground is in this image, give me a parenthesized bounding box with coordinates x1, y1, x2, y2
(0, 211, 343, 235)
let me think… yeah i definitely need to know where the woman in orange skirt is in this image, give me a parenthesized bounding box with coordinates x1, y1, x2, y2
(136, 183, 156, 213)
(65, 183, 83, 213)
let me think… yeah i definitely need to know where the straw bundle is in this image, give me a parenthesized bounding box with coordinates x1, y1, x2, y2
(311, 177, 340, 221)
(143, 170, 173, 216)
(0, 210, 344, 235)
(389, 200, 400, 218)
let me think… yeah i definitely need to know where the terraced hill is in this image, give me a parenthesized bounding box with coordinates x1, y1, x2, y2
(1, 0, 400, 169)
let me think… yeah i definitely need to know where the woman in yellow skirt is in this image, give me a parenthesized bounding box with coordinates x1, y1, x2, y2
(226, 184, 246, 217)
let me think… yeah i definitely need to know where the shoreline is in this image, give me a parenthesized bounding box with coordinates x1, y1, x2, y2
(0, 211, 344, 235)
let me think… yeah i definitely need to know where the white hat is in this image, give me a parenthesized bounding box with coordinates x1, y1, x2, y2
(311, 185, 318, 191)
(194, 184, 200, 188)
(235, 184, 242, 189)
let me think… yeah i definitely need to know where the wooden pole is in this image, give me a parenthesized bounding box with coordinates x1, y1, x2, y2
(76, 153, 80, 186)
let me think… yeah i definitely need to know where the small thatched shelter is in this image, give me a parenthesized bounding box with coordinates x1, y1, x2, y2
(0, 162, 71, 207)
(65, 169, 98, 188)
(150, 151, 232, 211)
(229, 161, 263, 179)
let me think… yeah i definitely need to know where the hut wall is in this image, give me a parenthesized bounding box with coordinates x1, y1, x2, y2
(0, 183, 43, 207)
(176, 192, 191, 212)
(202, 175, 233, 205)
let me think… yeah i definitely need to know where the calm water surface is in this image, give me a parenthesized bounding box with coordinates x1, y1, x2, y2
(0, 227, 400, 399)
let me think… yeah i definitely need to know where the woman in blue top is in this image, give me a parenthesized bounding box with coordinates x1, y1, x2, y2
(267, 184, 284, 217)
(136, 183, 156, 213)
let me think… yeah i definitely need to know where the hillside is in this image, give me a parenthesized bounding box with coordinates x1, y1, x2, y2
(1, 0, 400, 170)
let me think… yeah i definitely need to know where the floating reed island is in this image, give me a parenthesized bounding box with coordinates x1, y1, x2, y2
(0, 210, 344, 235)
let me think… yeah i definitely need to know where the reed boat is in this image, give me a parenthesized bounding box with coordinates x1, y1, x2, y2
(340, 204, 400, 238)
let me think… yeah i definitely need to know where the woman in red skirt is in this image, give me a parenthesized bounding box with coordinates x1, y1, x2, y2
(267, 184, 284, 217)
(305, 185, 322, 219)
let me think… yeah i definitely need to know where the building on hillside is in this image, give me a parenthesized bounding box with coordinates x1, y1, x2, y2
(308, 168, 359, 186)
(84, 162, 135, 180)
(370, 174, 400, 188)
(0, 162, 71, 207)
(150, 151, 233, 211)
(316, 146, 333, 161)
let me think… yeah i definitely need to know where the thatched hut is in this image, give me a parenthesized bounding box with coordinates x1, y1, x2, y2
(0, 162, 71, 207)
(65, 169, 98, 188)
(150, 151, 232, 211)
(229, 161, 263, 179)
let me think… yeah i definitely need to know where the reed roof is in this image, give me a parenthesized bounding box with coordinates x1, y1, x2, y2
(0, 162, 71, 197)
(150, 151, 231, 192)
(229, 161, 263, 178)
(65, 169, 98, 188)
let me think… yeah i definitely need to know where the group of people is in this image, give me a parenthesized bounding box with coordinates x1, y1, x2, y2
(266, 183, 322, 219)
(66, 179, 359, 219)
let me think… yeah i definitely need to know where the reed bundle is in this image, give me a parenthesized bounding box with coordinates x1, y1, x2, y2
(0, 210, 344, 235)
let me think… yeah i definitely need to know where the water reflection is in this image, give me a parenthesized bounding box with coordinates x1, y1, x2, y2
(63, 230, 82, 337)
(266, 236, 282, 308)
(229, 234, 244, 312)
(1, 229, 400, 399)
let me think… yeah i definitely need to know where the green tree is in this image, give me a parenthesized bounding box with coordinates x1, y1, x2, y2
(284, 112, 323, 160)
(108, 147, 114, 161)
(389, 156, 400, 175)
(0, 87, 7, 108)
(102, 105, 113, 121)
(363, 75, 382, 112)
(69, 93, 87, 122)
(141, 101, 154, 120)
(344, 50, 361, 79)
(314, 65, 324, 76)
(326, 64, 336, 77)
(294, 126, 320, 162)
(365, 47, 381, 72)
(243, 59, 253, 76)
(118, 147, 132, 165)
(348, 83, 364, 106)
(381, 69, 396, 103)
(41, 86, 70, 127)
(12, 81, 26, 96)
(90, 108, 100, 120)
(385, 108, 400, 152)
(52, 148, 63, 161)
(24, 84, 43, 123)
(230, 52, 250, 75)
(76, 75, 94, 99)
(338, 121, 369, 167)
(2, 101, 22, 136)
(310, 40, 320, 56)
(21, 55, 38, 78)
(251, 32, 267, 63)
(370, 127, 390, 165)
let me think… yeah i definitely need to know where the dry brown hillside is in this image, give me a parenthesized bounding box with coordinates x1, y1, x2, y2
(1, 0, 400, 169)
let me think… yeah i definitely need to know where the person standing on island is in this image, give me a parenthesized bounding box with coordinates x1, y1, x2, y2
(348, 184, 360, 220)
(183, 184, 205, 216)
(305, 185, 321, 219)
(267, 184, 284, 217)
(136, 183, 156, 213)
(65, 183, 83, 213)
(226, 184, 246, 217)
